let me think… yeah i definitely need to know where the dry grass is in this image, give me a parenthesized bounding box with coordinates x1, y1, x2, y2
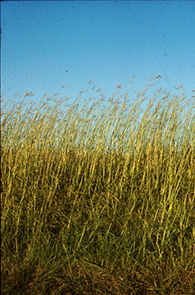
(1, 78, 195, 294)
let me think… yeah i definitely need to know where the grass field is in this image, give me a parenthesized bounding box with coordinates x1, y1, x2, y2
(1, 79, 195, 294)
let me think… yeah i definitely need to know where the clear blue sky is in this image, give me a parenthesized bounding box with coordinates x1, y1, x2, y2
(2, 0, 195, 106)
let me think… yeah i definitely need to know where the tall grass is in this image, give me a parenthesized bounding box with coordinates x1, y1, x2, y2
(1, 80, 195, 294)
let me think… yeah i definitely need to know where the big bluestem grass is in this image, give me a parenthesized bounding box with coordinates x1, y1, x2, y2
(1, 79, 195, 294)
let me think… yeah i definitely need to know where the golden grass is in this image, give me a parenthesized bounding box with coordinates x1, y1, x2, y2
(1, 78, 195, 294)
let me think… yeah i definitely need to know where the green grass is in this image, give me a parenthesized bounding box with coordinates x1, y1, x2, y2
(1, 79, 195, 294)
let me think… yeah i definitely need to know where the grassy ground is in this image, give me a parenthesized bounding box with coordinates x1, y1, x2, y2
(1, 80, 195, 294)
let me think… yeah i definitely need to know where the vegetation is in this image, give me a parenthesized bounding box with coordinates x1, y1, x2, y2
(1, 78, 195, 294)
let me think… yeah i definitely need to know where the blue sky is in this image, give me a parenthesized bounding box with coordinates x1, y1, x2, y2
(2, 0, 195, 107)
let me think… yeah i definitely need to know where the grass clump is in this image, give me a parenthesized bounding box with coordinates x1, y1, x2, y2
(1, 79, 195, 294)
